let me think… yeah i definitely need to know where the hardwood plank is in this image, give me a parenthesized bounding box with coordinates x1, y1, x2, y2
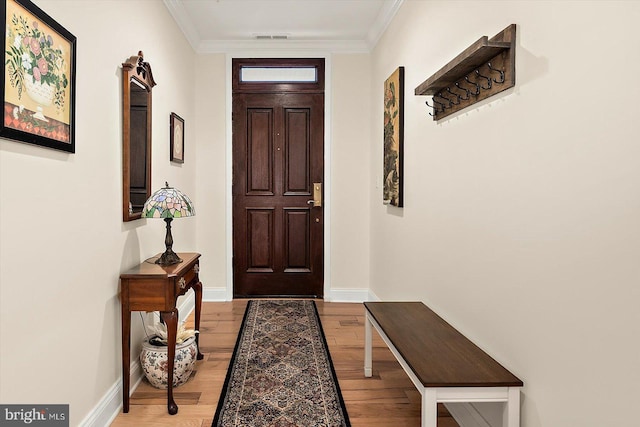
(110, 301, 458, 427)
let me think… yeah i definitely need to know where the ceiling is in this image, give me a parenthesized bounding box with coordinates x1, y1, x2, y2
(164, 0, 404, 53)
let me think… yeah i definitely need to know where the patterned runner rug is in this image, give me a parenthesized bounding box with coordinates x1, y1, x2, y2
(212, 300, 350, 427)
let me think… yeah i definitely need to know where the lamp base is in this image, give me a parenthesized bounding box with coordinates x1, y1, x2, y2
(155, 250, 183, 266)
(155, 217, 183, 266)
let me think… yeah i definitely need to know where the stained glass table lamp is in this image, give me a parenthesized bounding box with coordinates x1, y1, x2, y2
(141, 182, 195, 266)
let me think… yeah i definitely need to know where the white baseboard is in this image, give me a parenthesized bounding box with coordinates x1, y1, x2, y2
(80, 293, 197, 426)
(177, 292, 195, 323)
(324, 288, 370, 302)
(78, 360, 143, 427)
(203, 287, 229, 301)
(366, 289, 381, 301)
(201, 287, 372, 303)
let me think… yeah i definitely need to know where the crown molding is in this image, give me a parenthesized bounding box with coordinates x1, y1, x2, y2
(163, 0, 201, 50)
(165, 0, 404, 54)
(367, 0, 405, 50)
(197, 39, 370, 54)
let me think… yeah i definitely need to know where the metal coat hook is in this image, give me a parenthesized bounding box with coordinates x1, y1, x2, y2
(463, 76, 480, 95)
(432, 97, 447, 112)
(425, 100, 436, 117)
(446, 87, 464, 102)
(434, 94, 451, 109)
(487, 62, 505, 83)
(475, 69, 492, 90)
(452, 83, 470, 101)
(439, 91, 460, 105)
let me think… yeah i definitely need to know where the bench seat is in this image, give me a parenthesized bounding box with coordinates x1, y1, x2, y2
(364, 302, 523, 427)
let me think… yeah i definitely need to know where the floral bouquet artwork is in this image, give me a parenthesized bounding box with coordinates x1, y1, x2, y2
(6, 17, 69, 112)
(2, 0, 75, 151)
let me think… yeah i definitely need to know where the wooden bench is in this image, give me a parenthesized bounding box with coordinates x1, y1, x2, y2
(364, 302, 523, 427)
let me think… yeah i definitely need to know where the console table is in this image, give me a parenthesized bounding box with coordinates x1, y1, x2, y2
(120, 252, 204, 415)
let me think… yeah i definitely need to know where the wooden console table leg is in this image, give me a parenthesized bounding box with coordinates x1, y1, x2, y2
(364, 311, 372, 377)
(161, 310, 179, 415)
(121, 303, 131, 413)
(193, 281, 204, 360)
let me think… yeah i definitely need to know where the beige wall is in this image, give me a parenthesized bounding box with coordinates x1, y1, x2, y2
(194, 54, 227, 294)
(370, 1, 640, 426)
(0, 1, 196, 424)
(329, 54, 372, 291)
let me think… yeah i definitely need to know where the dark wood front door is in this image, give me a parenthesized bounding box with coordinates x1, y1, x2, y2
(232, 60, 325, 297)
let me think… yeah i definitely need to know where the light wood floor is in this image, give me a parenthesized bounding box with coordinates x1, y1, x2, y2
(111, 300, 459, 427)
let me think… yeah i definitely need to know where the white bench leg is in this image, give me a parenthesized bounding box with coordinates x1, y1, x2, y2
(422, 388, 437, 427)
(506, 387, 521, 427)
(364, 313, 372, 377)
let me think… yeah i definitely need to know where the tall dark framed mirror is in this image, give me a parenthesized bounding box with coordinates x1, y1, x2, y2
(122, 51, 156, 221)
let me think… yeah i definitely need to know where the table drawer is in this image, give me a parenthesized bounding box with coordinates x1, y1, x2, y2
(174, 261, 199, 295)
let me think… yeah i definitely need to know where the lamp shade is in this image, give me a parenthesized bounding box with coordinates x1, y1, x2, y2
(142, 183, 195, 219)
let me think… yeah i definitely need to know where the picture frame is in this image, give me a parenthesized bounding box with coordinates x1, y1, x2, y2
(383, 66, 404, 207)
(1, 0, 76, 152)
(170, 112, 184, 163)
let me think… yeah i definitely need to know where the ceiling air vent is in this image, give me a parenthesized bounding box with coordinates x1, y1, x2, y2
(254, 34, 289, 40)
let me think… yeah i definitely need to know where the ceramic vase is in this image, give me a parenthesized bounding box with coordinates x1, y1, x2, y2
(140, 335, 197, 389)
(25, 77, 54, 106)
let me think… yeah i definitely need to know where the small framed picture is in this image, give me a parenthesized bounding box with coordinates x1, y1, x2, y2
(2, 0, 77, 152)
(170, 112, 184, 163)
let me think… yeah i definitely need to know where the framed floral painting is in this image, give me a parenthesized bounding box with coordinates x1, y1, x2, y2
(1, 0, 76, 152)
(170, 112, 184, 163)
(383, 66, 404, 207)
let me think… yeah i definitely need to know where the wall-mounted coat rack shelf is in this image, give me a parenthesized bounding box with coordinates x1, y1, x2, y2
(415, 24, 516, 120)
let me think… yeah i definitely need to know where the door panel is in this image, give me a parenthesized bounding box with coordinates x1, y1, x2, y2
(247, 208, 274, 272)
(284, 208, 311, 273)
(247, 109, 274, 194)
(285, 109, 310, 194)
(233, 89, 324, 298)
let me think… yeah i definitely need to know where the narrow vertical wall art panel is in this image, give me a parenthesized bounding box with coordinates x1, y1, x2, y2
(383, 66, 404, 207)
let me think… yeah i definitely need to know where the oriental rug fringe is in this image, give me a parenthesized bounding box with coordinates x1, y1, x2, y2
(212, 300, 350, 427)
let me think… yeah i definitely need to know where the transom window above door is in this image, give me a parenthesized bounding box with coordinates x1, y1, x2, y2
(240, 67, 317, 83)
(232, 58, 324, 93)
